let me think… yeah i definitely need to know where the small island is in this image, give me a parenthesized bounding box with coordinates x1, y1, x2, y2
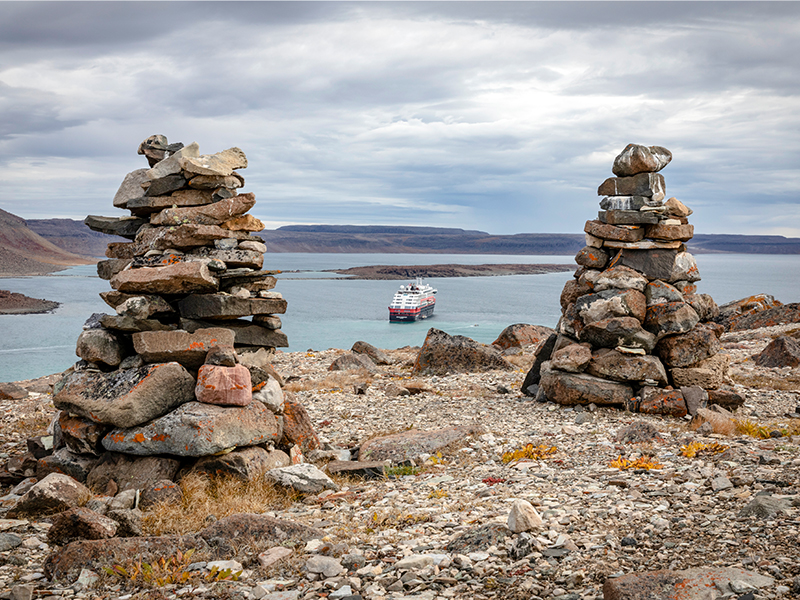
(327, 263, 574, 279)
(0, 289, 60, 315)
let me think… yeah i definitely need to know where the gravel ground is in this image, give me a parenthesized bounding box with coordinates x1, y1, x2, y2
(1, 327, 799, 600)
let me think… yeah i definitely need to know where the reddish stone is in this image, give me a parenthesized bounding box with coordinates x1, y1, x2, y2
(707, 387, 745, 411)
(132, 328, 235, 369)
(755, 336, 800, 368)
(637, 388, 687, 417)
(281, 394, 321, 453)
(584, 220, 644, 243)
(491, 324, 556, 350)
(575, 246, 609, 269)
(47, 507, 118, 545)
(644, 223, 694, 242)
(643, 301, 699, 337)
(195, 364, 252, 406)
(110, 261, 219, 295)
(655, 323, 722, 368)
(716, 294, 782, 330)
(139, 479, 183, 509)
(603, 567, 774, 600)
(59, 413, 110, 456)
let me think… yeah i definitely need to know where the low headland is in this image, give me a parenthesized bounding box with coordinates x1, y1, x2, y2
(0, 289, 60, 315)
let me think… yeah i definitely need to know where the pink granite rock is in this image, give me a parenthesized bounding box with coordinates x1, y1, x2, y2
(195, 364, 253, 406)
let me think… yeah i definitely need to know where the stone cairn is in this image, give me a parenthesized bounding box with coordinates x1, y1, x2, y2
(525, 143, 732, 417)
(41, 135, 312, 495)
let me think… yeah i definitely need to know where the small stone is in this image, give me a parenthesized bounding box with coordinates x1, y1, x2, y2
(266, 463, 338, 494)
(507, 499, 543, 532)
(306, 555, 344, 578)
(258, 546, 293, 569)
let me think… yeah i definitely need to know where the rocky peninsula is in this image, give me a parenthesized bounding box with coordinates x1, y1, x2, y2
(0, 289, 60, 315)
(325, 264, 573, 280)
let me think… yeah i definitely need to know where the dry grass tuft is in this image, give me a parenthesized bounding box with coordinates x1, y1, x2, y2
(142, 472, 297, 536)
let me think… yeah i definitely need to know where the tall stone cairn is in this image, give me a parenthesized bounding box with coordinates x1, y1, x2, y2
(46, 136, 301, 489)
(535, 143, 727, 417)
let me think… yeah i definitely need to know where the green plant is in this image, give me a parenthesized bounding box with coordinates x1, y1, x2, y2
(385, 465, 419, 478)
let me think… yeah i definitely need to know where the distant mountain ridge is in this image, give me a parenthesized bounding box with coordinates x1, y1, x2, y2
(259, 224, 800, 255)
(0, 209, 95, 276)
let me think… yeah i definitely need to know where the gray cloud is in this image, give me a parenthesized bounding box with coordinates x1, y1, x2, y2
(0, 1, 798, 236)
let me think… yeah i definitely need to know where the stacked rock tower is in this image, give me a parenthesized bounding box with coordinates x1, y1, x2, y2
(536, 144, 728, 416)
(46, 136, 297, 488)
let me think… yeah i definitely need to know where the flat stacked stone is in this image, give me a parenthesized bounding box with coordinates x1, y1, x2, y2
(538, 144, 727, 416)
(48, 136, 298, 488)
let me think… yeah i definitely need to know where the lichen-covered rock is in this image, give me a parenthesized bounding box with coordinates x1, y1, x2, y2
(670, 353, 730, 390)
(539, 363, 634, 406)
(755, 335, 800, 368)
(110, 261, 219, 295)
(579, 317, 656, 352)
(280, 394, 320, 453)
(47, 507, 118, 545)
(655, 323, 722, 368)
(636, 388, 687, 417)
(133, 328, 235, 369)
(102, 401, 280, 457)
(359, 425, 483, 463)
(351, 340, 393, 364)
(612, 144, 672, 177)
(328, 352, 377, 372)
(191, 446, 290, 481)
(587, 349, 667, 384)
(491, 324, 556, 350)
(195, 364, 253, 406)
(53, 363, 195, 428)
(265, 463, 338, 494)
(75, 328, 124, 367)
(412, 328, 512, 375)
(86, 453, 180, 494)
(9, 473, 92, 518)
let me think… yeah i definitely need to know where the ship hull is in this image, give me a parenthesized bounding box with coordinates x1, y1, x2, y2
(389, 302, 435, 322)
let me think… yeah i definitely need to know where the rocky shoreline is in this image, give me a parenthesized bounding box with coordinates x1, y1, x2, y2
(324, 264, 574, 280)
(0, 289, 60, 315)
(0, 319, 798, 600)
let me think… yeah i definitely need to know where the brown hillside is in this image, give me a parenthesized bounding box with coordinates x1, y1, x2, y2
(0, 209, 94, 276)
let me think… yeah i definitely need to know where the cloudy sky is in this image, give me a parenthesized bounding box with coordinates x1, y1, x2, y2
(0, 2, 798, 237)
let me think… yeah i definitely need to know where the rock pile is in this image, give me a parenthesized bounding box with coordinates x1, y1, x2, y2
(527, 143, 730, 416)
(41, 135, 305, 493)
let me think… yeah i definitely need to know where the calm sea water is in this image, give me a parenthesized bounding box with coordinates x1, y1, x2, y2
(1, 253, 798, 382)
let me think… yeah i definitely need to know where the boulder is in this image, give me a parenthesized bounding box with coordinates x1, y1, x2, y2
(138, 480, 183, 509)
(597, 172, 666, 201)
(655, 323, 722, 368)
(96, 258, 131, 281)
(491, 324, 556, 350)
(59, 413, 110, 456)
(110, 261, 218, 295)
(198, 513, 323, 547)
(616, 421, 663, 444)
(643, 301, 699, 337)
(707, 387, 745, 411)
(550, 343, 592, 373)
(644, 280, 683, 305)
(113, 168, 149, 209)
(47, 507, 118, 545)
(135, 223, 244, 251)
(36, 448, 98, 484)
(8, 473, 92, 518)
(644, 223, 694, 242)
(280, 395, 321, 453)
(146, 141, 199, 180)
(53, 363, 195, 428)
(664, 197, 692, 217)
(84, 215, 147, 239)
(584, 220, 644, 243)
(669, 251, 701, 283)
(684, 293, 719, 322)
(576, 288, 646, 325)
(520, 332, 558, 395)
(115, 295, 175, 319)
(325, 460, 387, 480)
(680, 386, 708, 416)
(252, 376, 285, 414)
(359, 425, 482, 463)
(195, 364, 253, 406)
(150, 193, 256, 226)
(189, 247, 263, 269)
(412, 328, 512, 375)
(86, 453, 180, 494)
(561, 279, 592, 309)
(188, 173, 244, 190)
(328, 352, 377, 372)
(574, 246, 609, 268)
(726, 302, 800, 332)
(636, 388, 687, 417)
(204, 345, 237, 367)
(716, 294, 782, 330)
(265, 464, 338, 494)
(75, 328, 124, 367)
(612, 144, 672, 177)
(102, 401, 280, 457)
(670, 353, 730, 390)
(352, 340, 393, 364)
(507, 499, 543, 533)
(579, 317, 656, 352)
(190, 446, 291, 481)
(181, 318, 289, 348)
(222, 214, 265, 232)
(539, 365, 634, 407)
(129, 187, 212, 214)
(608, 248, 678, 281)
(586, 349, 667, 384)
(598, 210, 660, 225)
(0, 381, 29, 400)
(179, 146, 247, 177)
(177, 294, 288, 319)
(132, 328, 235, 369)
(594, 266, 648, 293)
(603, 567, 773, 600)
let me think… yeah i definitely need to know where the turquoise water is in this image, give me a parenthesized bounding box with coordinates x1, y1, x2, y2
(1, 253, 799, 382)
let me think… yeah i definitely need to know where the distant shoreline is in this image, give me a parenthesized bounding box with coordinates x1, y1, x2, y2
(324, 263, 575, 279)
(0, 290, 60, 315)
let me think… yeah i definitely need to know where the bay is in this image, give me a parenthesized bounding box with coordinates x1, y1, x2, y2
(0, 253, 798, 383)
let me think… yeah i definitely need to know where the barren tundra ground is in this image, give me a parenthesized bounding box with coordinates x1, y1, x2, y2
(1, 324, 799, 600)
